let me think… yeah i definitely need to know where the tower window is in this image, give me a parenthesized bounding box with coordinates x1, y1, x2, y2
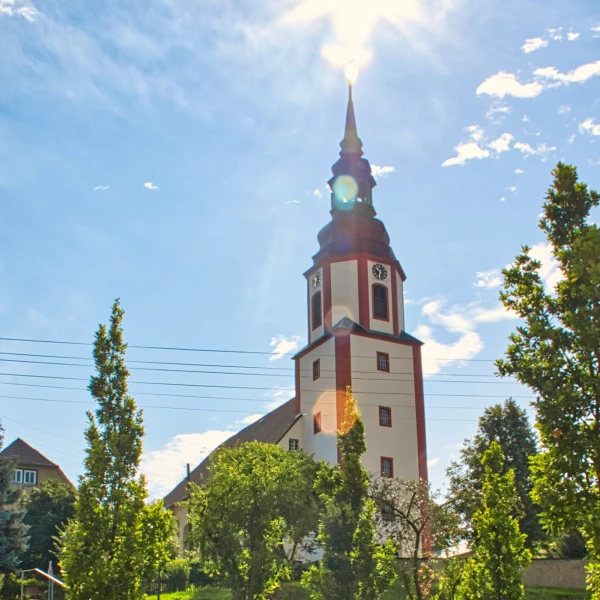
(377, 352, 390, 373)
(313, 412, 322, 434)
(312, 291, 322, 330)
(381, 457, 394, 478)
(379, 406, 392, 427)
(289, 438, 300, 451)
(372, 284, 389, 321)
(313, 359, 321, 381)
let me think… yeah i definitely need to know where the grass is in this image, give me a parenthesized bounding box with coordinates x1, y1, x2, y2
(525, 587, 591, 599)
(146, 589, 231, 600)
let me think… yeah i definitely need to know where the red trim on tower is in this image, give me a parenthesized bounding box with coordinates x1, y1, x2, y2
(323, 262, 333, 331)
(391, 275, 400, 336)
(412, 345, 428, 486)
(294, 358, 301, 415)
(305, 253, 406, 282)
(334, 330, 352, 465)
(357, 257, 369, 328)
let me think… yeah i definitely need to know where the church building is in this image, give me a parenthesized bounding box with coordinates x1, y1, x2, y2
(164, 79, 428, 550)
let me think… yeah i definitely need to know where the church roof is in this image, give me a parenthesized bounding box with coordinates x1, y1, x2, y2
(163, 398, 301, 509)
(0, 437, 58, 468)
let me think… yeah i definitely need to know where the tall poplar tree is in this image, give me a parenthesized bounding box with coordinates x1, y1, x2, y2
(0, 425, 27, 574)
(302, 387, 397, 600)
(457, 442, 531, 600)
(59, 300, 174, 600)
(497, 163, 600, 597)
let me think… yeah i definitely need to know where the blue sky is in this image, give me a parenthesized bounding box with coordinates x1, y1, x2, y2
(1, 0, 599, 498)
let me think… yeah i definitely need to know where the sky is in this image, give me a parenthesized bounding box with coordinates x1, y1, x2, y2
(1, 0, 599, 499)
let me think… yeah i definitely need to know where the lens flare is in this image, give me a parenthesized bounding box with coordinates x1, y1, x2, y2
(332, 175, 358, 210)
(345, 61, 359, 85)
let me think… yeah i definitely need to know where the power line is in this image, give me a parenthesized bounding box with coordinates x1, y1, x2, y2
(0, 336, 500, 362)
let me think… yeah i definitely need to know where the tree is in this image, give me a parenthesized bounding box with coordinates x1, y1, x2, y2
(302, 387, 397, 600)
(370, 477, 460, 600)
(496, 163, 600, 597)
(58, 299, 175, 600)
(0, 425, 28, 574)
(187, 441, 320, 600)
(446, 399, 543, 548)
(21, 479, 76, 571)
(457, 442, 531, 600)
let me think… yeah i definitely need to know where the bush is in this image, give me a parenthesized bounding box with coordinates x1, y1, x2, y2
(165, 558, 192, 592)
(270, 582, 310, 600)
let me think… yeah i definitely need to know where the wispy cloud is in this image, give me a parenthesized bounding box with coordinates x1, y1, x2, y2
(237, 413, 265, 426)
(264, 387, 294, 411)
(558, 105, 571, 114)
(477, 72, 543, 99)
(579, 119, 600, 136)
(285, 199, 301, 205)
(521, 37, 548, 53)
(0, 0, 39, 21)
(505, 186, 517, 193)
(428, 457, 440, 468)
(567, 32, 580, 41)
(269, 334, 301, 361)
(474, 269, 502, 289)
(486, 103, 511, 121)
(515, 169, 525, 174)
(514, 141, 556, 156)
(442, 126, 489, 167)
(534, 60, 600, 85)
(487, 133, 513, 154)
(143, 182, 159, 190)
(371, 165, 395, 178)
(142, 430, 231, 499)
(93, 185, 109, 191)
(313, 188, 323, 200)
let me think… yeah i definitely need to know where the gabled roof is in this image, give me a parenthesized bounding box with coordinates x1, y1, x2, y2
(163, 398, 301, 509)
(0, 438, 58, 468)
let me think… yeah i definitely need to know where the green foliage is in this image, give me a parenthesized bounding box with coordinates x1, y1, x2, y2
(435, 558, 465, 600)
(302, 387, 397, 600)
(496, 163, 600, 597)
(165, 558, 192, 592)
(21, 479, 76, 571)
(446, 399, 543, 548)
(370, 477, 461, 600)
(0, 425, 27, 573)
(58, 299, 176, 600)
(457, 443, 532, 600)
(187, 441, 319, 600)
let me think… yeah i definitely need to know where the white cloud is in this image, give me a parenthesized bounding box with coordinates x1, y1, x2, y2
(500, 197, 506, 202)
(442, 143, 489, 167)
(567, 32, 580, 41)
(534, 60, 600, 85)
(428, 458, 440, 468)
(371, 165, 395, 178)
(486, 103, 511, 121)
(477, 72, 543, 99)
(593, 26, 600, 36)
(521, 37, 548, 53)
(237, 413, 265, 426)
(466, 125, 484, 142)
(548, 27, 563, 41)
(142, 430, 231, 499)
(522, 115, 530, 122)
(579, 119, 600, 136)
(313, 188, 323, 200)
(487, 133, 513, 153)
(506, 186, 517, 193)
(529, 242, 563, 292)
(93, 185, 109, 191)
(143, 182, 159, 190)
(269, 334, 301, 361)
(515, 169, 524, 174)
(416, 298, 517, 376)
(0, 0, 39, 21)
(514, 142, 556, 156)
(285, 199, 301, 204)
(474, 269, 502, 289)
(558, 105, 571, 114)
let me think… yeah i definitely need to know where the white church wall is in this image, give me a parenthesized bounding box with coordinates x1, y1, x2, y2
(367, 260, 394, 335)
(350, 335, 420, 481)
(277, 418, 304, 453)
(330, 260, 359, 325)
(298, 337, 338, 465)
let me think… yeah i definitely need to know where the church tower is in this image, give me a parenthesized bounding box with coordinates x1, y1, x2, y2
(292, 77, 428, 484)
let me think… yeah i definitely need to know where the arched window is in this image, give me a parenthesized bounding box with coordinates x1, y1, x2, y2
(372, 284, 389, 320)
(312, 291, 322, 329)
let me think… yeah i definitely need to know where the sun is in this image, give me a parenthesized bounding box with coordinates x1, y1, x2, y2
(279, 0, 426, 69)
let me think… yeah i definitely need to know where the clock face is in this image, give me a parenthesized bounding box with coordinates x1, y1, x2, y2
(312, 272, 322, 289)
(372, 263, 388, 281)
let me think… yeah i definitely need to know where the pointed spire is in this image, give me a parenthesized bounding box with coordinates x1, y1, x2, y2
(340, 83, 363, 156)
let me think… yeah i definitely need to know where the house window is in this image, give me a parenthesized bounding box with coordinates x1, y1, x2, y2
(379, 406, 392, 427)
(13, 469, 23, 484)
(313, 412, 322, 434)
(381, 457, 394, 478)
(377, 352, 390, 373)
(313, 359, 321, 381)
(23, 470, 37, 485)
(372, 284, 389, 320)
(312, 291, 322, 330)
(289, 438, 300, 451)
(381, 502, 395, 522)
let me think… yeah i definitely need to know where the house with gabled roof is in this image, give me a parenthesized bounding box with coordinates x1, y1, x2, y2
(0, 437, 73, 492)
